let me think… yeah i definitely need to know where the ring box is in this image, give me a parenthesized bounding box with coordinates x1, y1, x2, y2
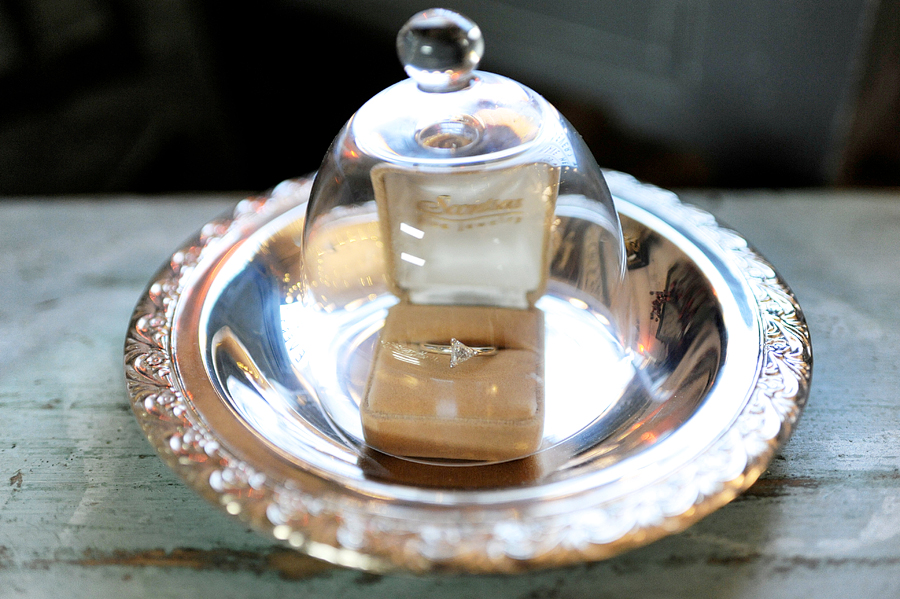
(359, 163, 558, 461)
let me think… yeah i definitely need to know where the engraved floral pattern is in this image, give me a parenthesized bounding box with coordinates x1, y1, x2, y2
(125, 173, 811, 573)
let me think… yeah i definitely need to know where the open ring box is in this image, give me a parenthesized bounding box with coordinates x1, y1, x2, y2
(360, 163, 560, 461)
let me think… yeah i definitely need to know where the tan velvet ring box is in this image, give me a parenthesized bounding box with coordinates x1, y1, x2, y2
(360, 163, 558, 461)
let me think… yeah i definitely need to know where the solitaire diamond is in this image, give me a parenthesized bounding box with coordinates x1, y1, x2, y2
(449, 338, 477, 367)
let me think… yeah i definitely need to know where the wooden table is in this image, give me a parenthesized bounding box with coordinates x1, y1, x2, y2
(2, 188, 899, 598)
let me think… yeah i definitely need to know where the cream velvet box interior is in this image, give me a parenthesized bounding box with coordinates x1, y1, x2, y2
(371, 163, 559, 309)
(361, 303, 545, 461)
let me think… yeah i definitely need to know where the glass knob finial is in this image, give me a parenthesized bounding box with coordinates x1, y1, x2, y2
(397, 8, 484, 92)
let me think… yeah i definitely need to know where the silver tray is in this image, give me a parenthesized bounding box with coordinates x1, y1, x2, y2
(124, 171, 812, 573)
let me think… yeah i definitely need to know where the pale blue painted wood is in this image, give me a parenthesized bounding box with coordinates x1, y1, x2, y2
(1, 191, 899, 598)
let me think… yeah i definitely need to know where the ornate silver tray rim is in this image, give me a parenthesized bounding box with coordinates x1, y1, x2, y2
(124, 171, 812, 573)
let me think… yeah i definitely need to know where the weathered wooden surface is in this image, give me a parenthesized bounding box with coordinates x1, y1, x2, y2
(1, 190, 899, 598)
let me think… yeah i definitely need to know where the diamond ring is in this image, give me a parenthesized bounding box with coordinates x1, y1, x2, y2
(419, 339, 498, 368)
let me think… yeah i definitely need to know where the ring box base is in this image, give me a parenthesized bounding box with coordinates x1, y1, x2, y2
(361, 303, 545, 461)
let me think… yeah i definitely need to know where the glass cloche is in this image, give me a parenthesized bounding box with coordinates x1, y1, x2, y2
(292, 8, 631, 464)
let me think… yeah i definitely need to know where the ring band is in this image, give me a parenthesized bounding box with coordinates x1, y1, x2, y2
(419, 338, 498, 368)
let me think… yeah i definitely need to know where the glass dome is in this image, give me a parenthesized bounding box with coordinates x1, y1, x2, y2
(294, 8, 630, 464)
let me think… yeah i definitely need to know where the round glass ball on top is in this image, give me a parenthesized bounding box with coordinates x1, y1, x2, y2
(293, 8, 631, 465)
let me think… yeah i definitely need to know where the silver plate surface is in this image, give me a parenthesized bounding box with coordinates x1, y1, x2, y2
(124, 171, 812, 573)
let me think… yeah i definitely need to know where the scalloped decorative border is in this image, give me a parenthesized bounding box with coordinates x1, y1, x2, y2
(124, 173, 811, 573)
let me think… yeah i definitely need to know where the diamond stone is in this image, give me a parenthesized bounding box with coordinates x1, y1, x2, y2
(449, 338, 477, 367)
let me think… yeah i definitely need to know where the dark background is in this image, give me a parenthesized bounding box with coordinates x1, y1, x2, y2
(0, 0, 897, 195)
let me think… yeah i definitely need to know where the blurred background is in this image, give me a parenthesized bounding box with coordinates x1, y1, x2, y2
(0, 0, 897, 195)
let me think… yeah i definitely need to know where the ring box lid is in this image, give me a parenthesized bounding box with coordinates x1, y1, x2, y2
(371, 162, 560, 310)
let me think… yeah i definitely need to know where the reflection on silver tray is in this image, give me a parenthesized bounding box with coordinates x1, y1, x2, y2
(124, 171, 812, 573)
